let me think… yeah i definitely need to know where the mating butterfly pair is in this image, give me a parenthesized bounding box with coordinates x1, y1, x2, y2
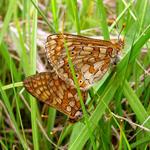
(23, 33, 122, 120)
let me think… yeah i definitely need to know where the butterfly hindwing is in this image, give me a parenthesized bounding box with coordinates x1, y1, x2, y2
(23, 72, 88, 119)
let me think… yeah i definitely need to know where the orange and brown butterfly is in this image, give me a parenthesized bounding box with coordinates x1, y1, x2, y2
(24, 33, 123, 121)
(45, 33, 123, 91)
(23, 71, 88, 120)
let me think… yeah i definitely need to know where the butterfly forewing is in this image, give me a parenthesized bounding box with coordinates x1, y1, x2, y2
(23, 72, 88, 119)
(45, 33, 122, 90)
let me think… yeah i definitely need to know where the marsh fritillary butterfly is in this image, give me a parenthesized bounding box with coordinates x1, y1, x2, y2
(45, 33, 122, 90)
(24, 33, 122, 120)
(23, 71, 87, 120)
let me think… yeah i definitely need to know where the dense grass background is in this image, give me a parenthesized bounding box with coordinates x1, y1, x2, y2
(0, 0, 150, 149)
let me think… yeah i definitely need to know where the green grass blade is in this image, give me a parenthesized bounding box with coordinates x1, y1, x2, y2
(0, 83, 29, 149)
(0, 0, 16, 45)
(0, 43, 19, 81)
(123, 81, 150, 127)
(69, 74, 120, 149)
(97, 0, 110, 40)
(64, 38, 96, 150)
(29, 0, 39, 149)
(30, 0, 55, 33)
(109, 0, 133, 32)
(70, 0, 80, 34)
(10, 58, 27, 145)
(51, 0, 59, 32)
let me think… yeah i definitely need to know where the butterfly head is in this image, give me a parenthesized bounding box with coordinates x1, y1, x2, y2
(68, 110, 83, 123)
(106, 47, 120, 58)
(109, 43, 123, 66)
(108, 37, 124, 58)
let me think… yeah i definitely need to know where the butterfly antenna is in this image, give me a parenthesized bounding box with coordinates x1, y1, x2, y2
(117, 24, 126, 48)
(118, 24, 125, 40)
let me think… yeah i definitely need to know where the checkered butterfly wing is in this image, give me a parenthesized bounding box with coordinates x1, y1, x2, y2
(23, 72, 88, 119)
(46, 33, 122, 90)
